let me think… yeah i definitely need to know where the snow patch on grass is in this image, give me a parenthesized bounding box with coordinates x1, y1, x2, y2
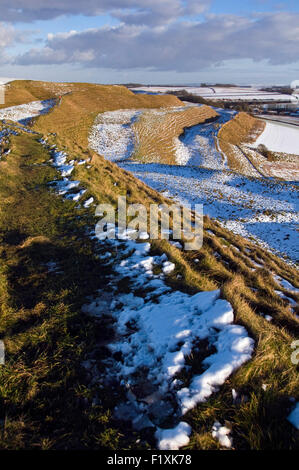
(0, 100, 55, 124)
(212, 421, 233, 448)
(83, 229, 254, 450)
(156, 422, 191, 450)
(89, 110, 140, 162)
(83, 197, 94, 208)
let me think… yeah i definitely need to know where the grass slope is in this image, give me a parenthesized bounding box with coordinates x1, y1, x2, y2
(132, 105, 218, 164)
(218, 112, 265, 174)
(34, 82, 181, 155)
(0, 80, 66, 110)
(0, 83, 298, 449)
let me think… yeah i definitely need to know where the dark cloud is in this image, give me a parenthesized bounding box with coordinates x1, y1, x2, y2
(15, 13, 299, 71)
(0, 0, 210, 23)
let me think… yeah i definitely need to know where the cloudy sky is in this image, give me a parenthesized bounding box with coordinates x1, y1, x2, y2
(1, 0, 299, 85)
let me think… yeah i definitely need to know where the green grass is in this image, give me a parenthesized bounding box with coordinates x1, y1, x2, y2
(0, 130, 138, 449)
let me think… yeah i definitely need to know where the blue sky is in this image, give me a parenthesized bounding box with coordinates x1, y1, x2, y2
(211, 0, 299, 14)
(1, 0, 299, 85)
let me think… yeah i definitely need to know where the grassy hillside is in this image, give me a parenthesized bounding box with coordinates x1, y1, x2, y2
(132, 105, 218, 164)
(218, 112, 265, 174)
(0, 80, 65, 109)
(219, 112, 265, 145)
(218, 112, 299, 180)
(34, 82, 181, 155)
(0, 83, 298, 449)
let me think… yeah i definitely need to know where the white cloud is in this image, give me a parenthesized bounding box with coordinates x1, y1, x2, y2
(15, 13, 299, 72)
(0, 22, 20, 64)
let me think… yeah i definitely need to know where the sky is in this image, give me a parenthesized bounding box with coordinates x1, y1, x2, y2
(1, 0, 299, 85)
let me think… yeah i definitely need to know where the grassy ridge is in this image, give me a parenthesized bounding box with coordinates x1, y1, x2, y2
(218, 112, 265, 173)
(0, 80, 63, 109)
(0, 83, 298, 449)
(132, 105, 218, 164)
(0, 130, 135, 449)
(34, 82, 182, 155)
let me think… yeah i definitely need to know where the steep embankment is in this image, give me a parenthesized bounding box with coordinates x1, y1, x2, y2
(0, 83, 298, 450)
(132, 105, 218, 164)
(218, 112, 265, 175)
(218, 112, 299, 180)
(0, 80, 69, 109)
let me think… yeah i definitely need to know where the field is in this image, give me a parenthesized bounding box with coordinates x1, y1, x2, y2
(253, 121, 299, 154)
(130, 85, 299, 103)
(0, 80, 298, 450)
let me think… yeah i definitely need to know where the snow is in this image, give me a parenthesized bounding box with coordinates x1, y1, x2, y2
(66, 189, 86, 201)
(0, 127, 18, 148)
(0, 100, 55, 125)
(120, 162, 299, 262)
(51, 178, 80, 195)
(89, 106, 234, 170)
(8, 104, 254, 451)
(89, 110, 140, 161)
(41, 141, 89, 206)
(162, 261, 175, 274)
(83, 197, 94, 208)
(170, 241, 182, 249)
(274, 290, 297, 308)
(156, 422, 191, 450)
(253, 121, 299, 155)
(177, 324, 253, 414)
(177, 108, 235, 169)
(287, 402, 299, 430)
(1, 101, 257, 451)
(89, 107, 299, 262)
(38, 131, 252, 451)
(174, 136, 190, 165)
(212, 421, 233, 448)
(232, 388, 238, 402)
(274, 275, 299, 294)
(43, 261, 62, 274)
(83, 228, 254, 450)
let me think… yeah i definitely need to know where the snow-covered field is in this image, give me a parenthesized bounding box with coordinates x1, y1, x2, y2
(131, 86, 298, 103)
(89, 106, 233, 169)
(89, 110, 140, 161)
(120, 162, 298, 262)
(88, 108, 299, 262)
(0, 100, 55, 124)
(253, 121, 299, 155)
